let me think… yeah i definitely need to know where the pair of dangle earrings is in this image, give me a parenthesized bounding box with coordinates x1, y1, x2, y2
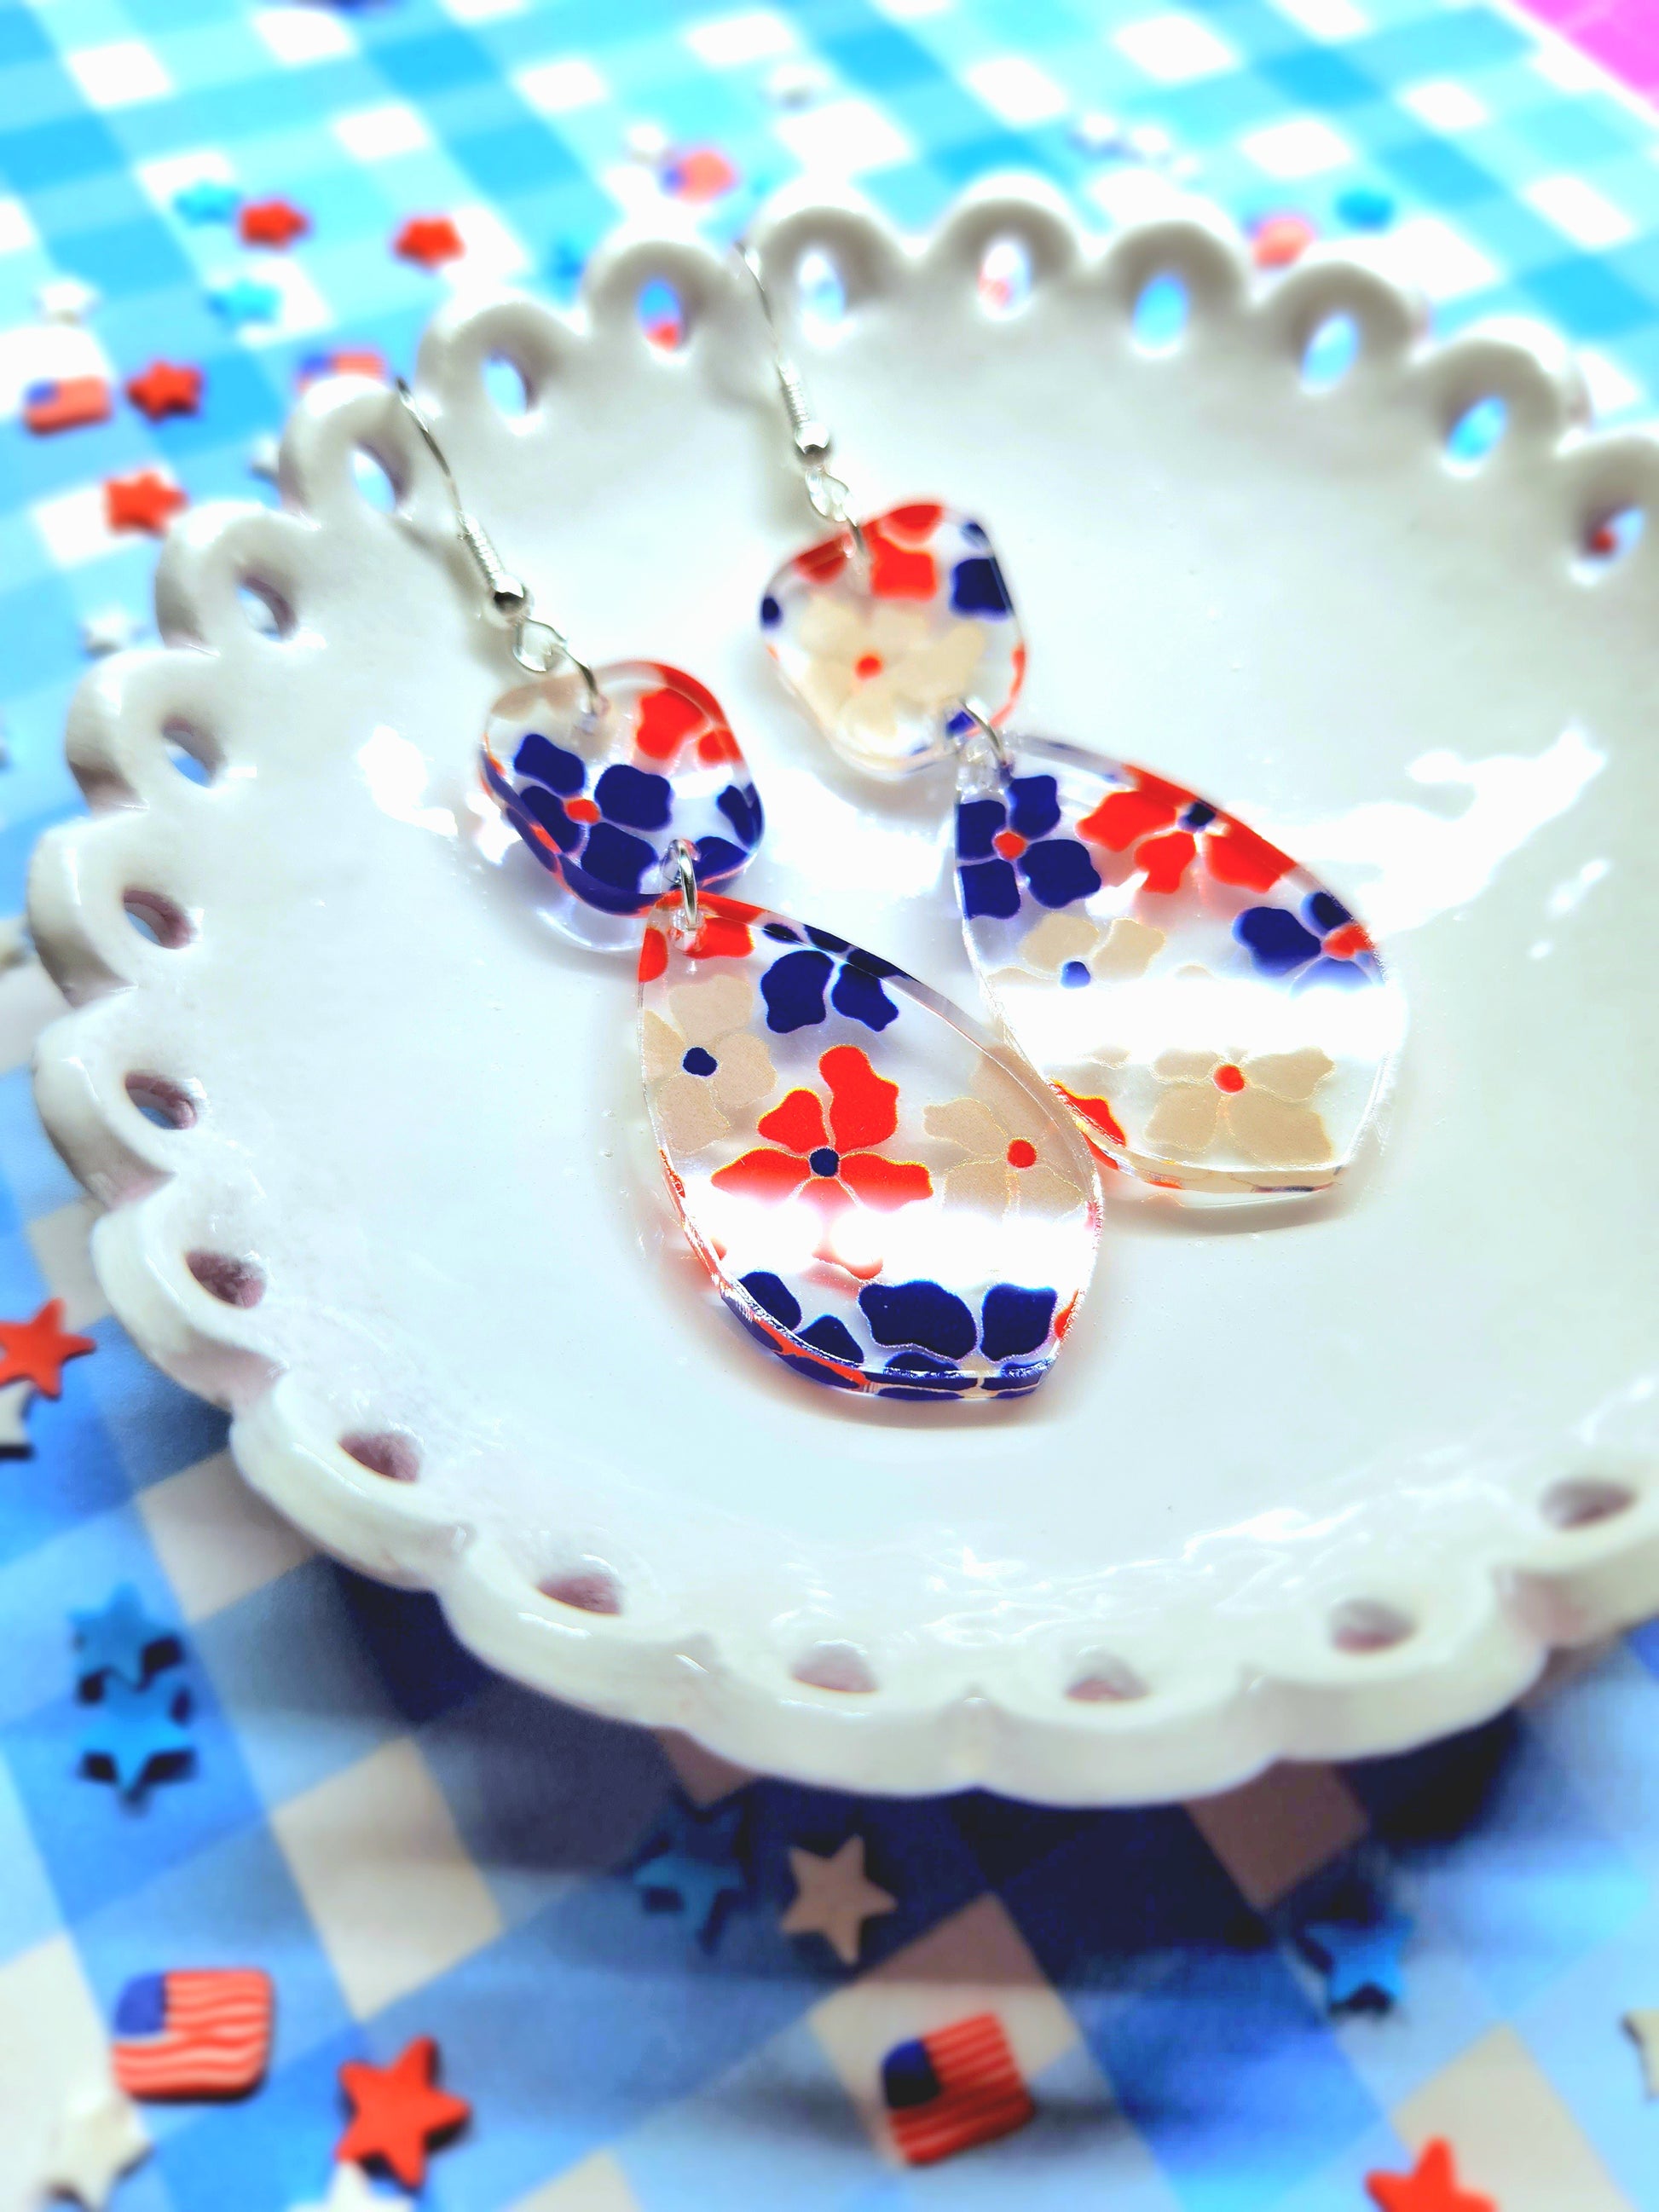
(743, 250, 1405, 1204)
(396, 384, 1101, 1405)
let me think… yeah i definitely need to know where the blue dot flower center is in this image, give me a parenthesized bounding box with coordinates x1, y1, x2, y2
(682, 1047, 718, 1077)
(1060, 960, 1090, 989)
(807, 1146, 841, 1177)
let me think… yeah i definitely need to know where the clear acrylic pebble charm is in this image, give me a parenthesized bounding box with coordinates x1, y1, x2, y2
(954, 739, 1406, 1199)
(482, 661, 763, 951)
(760, 504, 1024, 779)
(639, 893, 1101, 1398)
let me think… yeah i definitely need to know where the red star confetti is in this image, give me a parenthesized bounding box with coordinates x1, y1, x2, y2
(393, 216, 464, 269)
(335, 2036, 469, 2188)
(1367, 2140, 1496, 2212)
(663, 146, 738, 203)
(1251, 212, 1316, 269)
(125, 361, 204, 420)
(239, 197, 309, 248)
(0, 1299, 95, 1397)
(106, 470, 188, 535)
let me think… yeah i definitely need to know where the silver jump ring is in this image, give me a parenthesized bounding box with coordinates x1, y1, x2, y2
(950, 699, 1011, 774)
(665, 838, 700, 933)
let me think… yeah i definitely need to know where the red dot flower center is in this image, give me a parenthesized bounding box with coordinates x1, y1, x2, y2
(991, 829, 1027, 861)
(853, 653, 884, 680)
(1213, 1064, 1246, 1094)
(1322, 921, 1371, 960)
(1005, 1139, 1038, 1169)
(565, 796, 600, 824)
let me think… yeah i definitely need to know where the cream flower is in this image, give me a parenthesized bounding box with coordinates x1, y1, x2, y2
(642, 973, 775, 1154)
(1020, 909, 1166, 983)
(793, 595, 990, 746)
(1142, 1046, 1334, 1169)
(923, 1079, 1088, 1219)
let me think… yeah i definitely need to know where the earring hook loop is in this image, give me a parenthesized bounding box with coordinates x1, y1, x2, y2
(394, 378, 603, 713)
(664, 837, 700, 933)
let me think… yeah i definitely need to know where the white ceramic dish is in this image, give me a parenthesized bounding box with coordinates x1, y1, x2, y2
(28, 181, 1659, 1804)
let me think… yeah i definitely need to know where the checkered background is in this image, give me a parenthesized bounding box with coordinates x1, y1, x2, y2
(4, 0, 1659, 2205)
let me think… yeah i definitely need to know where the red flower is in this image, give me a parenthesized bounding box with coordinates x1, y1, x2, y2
(638, 895, 758, 980)
(711, 1044, 932, 1276)
(790, 503, 945, 602)
(633, 669, 742, 767)
(1077, 769, 1292, 897)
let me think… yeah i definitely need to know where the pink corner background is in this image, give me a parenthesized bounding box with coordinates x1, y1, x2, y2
(1513, 0, 1659, 101)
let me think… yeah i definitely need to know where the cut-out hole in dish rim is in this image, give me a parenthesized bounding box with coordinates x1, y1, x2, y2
(26, 182, 1659, 1805)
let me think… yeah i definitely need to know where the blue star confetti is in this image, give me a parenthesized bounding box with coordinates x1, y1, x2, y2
(72, 1585, 176, 1689)
(174, 178, 240, 223)
(1300, 1909, 1413, 2011)
(79, 1674, 194, 1799)
(209, 275, 280, 326)
(631, 1797, 746, 1945)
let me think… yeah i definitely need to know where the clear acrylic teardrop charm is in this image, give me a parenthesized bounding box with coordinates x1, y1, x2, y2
(481, 661, 763, 950)
(953, 737, 1406, 1199)
(639, 892, 1101, 1398)
(760, 503, 1024, 779)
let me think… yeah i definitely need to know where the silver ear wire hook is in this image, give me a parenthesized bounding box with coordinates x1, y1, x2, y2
(394, 378, 603, 713)
(733, 245, 868, 569)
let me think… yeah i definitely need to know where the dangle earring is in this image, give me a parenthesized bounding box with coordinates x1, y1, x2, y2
(741, 252, 1405, 1202)
(395, 384, 1099, 1400)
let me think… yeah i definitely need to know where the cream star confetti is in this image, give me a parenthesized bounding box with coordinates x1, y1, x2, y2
(1624, 2009, 1659, 2095)
(40, 2084, 147, 2208)
(292, 2162, 413, 2211)
(780, 1836, 896, 1966)
(0, 1377, 32, 1453)
(80, 608, 138, 658)
(35, 275, 100, 323)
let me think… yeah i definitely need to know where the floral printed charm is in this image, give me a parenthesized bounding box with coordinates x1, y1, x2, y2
(640, 894, 1100, 1397)
(760, 505, 1024, 779)
(955, 740, 1406, 1199)
(482, 661, 762, 950)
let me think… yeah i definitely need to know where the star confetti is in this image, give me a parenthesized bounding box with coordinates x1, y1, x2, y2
(632, 1796, 746, 1943)
(662, 146, 738, 203)
(72, 1585, 176, 1689)
(0, 1377, 32, 1454)
(82, 608, 139, 657)
(1367, 2139, 1495, 2212)
(36, 275, 100, 322)
(1623, 2009, 1659, 2095)
(210, 274, 281, 325)
(781, 1836, 897, 1966)
(1300, 1910, 1413, 2012)
(105, 470, 188, 536)
(0, 1298, 95, 1397)
(125, 360, 203, 420)
(394, 216, 464, 269)
(335, 2036, 470, 2189)
(240, 197, 309, 248)
(79, 1673, 193, 1798)
(1251, 212, 1317, 269)
(41, 2084, 148, 2209)
(174, 177, 239, 223)
(293, 2163, 412, 2212)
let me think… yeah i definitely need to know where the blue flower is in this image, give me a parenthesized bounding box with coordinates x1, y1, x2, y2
(957, 775, 1101, 920)
(759, 924, 904, 1034)
(1234, 890, 1379, 990)
(859, 1278, 1060, 1398)
(495, 730, 760, 916)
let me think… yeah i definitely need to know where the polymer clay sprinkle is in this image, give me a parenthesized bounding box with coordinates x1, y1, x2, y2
(335, 2037, 470, 2189)
(1366, 2139, 1495, 2212)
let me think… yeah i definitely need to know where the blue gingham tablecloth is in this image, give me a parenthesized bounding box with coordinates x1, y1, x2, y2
(5, 2, 1659, 2207)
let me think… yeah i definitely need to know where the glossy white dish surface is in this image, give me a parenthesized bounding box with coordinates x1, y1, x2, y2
(27, 180, 1659, 1804)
